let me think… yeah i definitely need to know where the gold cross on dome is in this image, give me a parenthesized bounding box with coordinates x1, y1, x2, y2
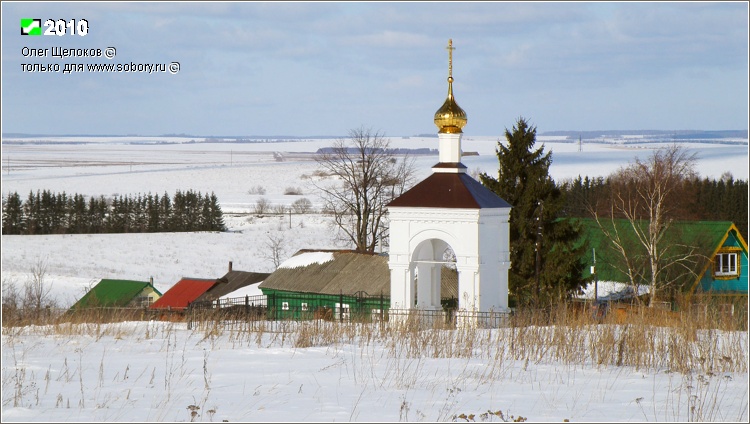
(446, 39, 455, 79)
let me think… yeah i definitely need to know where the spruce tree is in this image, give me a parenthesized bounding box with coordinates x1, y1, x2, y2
(159, 192, 172, 231)
(208, 192, 226, 231)
(53, 191, 69, 233)
(147, 193, 160, 232)
(199, 193, 211, 231)
(132, 193, 146, 232)
(2, 192, 25, 234)
(68, 193, 87, 233)
(479, 117, 588, 306)
(185, 190, 201, 231)
(88, 196, 106, 233)
(23, 191, 39, 235)
(171, 190, 185, 231)
(39, 190, 54, 234)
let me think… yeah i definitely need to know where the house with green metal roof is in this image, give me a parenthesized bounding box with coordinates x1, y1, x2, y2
(575, 219, 748, 304)
(69, 279, 162, 310)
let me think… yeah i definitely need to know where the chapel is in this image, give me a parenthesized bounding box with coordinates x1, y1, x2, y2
(387, 39, 512, 322)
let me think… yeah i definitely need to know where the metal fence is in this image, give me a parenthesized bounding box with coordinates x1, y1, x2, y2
(184, 292, 512, 330)
(186, 291, 391, 328)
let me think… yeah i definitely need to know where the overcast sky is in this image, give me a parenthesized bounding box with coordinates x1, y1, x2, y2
(1, 1, 748, 137)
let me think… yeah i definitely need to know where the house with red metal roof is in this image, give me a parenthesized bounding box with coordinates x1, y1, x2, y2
(150, 278, 217, 311)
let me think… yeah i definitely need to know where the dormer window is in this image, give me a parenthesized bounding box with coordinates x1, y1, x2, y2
(714, 249, 740, 278)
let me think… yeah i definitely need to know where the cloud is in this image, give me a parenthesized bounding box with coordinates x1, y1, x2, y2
(2, 2, 746, 135)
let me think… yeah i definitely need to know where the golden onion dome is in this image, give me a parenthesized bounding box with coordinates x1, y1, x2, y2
(434, 76, 467, 133)
(434, 39, 467, 134)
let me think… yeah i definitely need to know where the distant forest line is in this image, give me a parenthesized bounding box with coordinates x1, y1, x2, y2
(2, 176, 746, 241)
(540, 129, 748, 139)
(4, 129, 748, 140)
(2, 189, 226, 235)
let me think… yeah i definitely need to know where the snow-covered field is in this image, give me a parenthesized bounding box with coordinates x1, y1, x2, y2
(2, 136, 747, 305)
(2, 136, 749, 422)
(2, 319, 747, 422)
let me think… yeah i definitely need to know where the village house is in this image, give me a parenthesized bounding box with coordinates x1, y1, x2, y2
(69, 278, 162, 310)
(258, 249, 458, 321)
(576, 218, 748, 313)
(150, 277, 217, 312)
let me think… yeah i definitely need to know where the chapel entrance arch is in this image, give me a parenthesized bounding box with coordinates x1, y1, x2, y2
(410, 238, 458, 310)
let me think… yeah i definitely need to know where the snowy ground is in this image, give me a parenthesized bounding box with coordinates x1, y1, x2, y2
(1, 136, 749, 422)
(2, 320, 747, 422)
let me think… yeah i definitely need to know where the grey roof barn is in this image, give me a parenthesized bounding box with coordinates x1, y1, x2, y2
(259, 250, 458, 299)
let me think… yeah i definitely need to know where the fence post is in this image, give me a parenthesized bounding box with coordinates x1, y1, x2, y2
(380, 291, 384, 322)
(272, 292, 277, 321)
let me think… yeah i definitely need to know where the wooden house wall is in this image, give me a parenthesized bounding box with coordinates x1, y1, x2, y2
(697, 231, 748, 293)
(262, 288, 389, 321)
(125, 286, 162, 307)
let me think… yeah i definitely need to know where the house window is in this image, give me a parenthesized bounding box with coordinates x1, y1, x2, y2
(136, 296, 153, 307)
(335, 303, 350, 320)
(282, 302, 289, 311)
(714, 251, 739, 277)
(301, 303, 308, 311)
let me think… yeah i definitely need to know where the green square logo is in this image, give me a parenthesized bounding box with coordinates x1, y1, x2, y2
(21, 18, 42, 36)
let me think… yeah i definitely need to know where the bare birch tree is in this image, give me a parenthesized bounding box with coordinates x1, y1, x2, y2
(312, 127, 416, 253)
(23, 256, 55, 311)
(591, 144, 701, 306)
(263, 234, 287, 269)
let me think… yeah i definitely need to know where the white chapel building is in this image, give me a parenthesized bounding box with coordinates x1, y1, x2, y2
(387, 40, 512, 322)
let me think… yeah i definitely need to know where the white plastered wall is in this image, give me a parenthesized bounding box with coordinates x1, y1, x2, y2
(388, 206, 510, 313)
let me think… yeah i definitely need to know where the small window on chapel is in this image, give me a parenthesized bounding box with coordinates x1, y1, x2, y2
(714, 251, 739, 278)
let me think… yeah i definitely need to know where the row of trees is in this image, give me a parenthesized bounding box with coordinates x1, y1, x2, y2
(2, 189, 226, 235)
(560, 173, 748, 242)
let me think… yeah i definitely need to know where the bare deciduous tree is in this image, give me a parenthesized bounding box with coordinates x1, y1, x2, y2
(2, 277, 20, 311)
(253, 197, 271, 216)
(312, 127, 416, 253)
(592, 144, 701, 306)
(23, 256, 55, 311)
(263, 234, 287, 269)
(291, 198, 313, 214)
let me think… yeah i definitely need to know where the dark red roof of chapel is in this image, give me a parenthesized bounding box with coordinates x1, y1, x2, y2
(388, 172, 511, 209)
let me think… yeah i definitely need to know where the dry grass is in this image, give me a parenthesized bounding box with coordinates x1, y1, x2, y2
(3, 302, 747, 375)
(2, 303, 746, 422)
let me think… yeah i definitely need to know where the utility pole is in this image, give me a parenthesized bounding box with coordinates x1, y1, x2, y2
(592, 248, 598, 304)
(534, 200, 543, 306)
